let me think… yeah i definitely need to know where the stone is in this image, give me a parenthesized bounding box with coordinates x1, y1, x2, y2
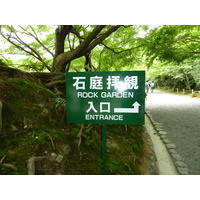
(56, 155, 64, 163)
(177, 167, 189, 175)
(168, 149, 177, 154)
(162, 138, 171, 144)
(155, 124, 162, 127)
(107, 139, 119, 149)
(158, 131, 167, 135)
(154, 122, 163, 125)
(175, 161, 187, 168)
(166, 143, 176, 149)
(171, 153, 182, 161)
(160, 135, 166, 139)
(27, 156, 46, 175)
(10, 124, 18, 132)
(63, 145, 71, 155)
(51, 152, 57, 161)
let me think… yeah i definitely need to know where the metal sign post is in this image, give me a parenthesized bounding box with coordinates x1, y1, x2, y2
(66, 71, 145, 174)
(102, 123, 107, 175)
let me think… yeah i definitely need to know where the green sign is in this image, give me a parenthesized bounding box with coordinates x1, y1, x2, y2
(66, 71, 145, 125)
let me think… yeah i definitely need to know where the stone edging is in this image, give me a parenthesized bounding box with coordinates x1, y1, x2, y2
(145, 111, 189, 175)
(143, 123, 159, 175)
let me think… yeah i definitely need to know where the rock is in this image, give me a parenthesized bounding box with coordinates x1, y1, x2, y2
(158, 131, 167, 135)
(27, 156, 46, 175)
(175, 161, 187, 168)
(177, 167, 189, 175)
(10, 124, 18, 132)
(154, 122, 163, 125)
(166, 143, 176, 149)
(56, 155, 64, 163)
(107, 139, 119, 149)
(51, 152, 57, 161)
(162, 138, 171, 144)
(168, 149, 177, 154)
(171, 153, 182, 161)
(63, 145, 71, 155)
(160, 135, 166, 139)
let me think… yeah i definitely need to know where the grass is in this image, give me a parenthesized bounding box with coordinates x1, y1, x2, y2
(157, 88, 200, 98)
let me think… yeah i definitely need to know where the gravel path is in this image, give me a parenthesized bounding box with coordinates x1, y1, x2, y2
(145, 90, 200, 175)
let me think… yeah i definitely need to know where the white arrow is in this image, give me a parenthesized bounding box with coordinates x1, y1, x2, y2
(114, 102, 141, 113)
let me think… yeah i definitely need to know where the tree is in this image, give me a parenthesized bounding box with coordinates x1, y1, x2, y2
(144, 25, 200, 67)
(2, 25, 141, 97)
(0, 25, 55, 71)
(92, 25, 147, 71)
(0, 25, 150, 74)
(0, 25, 124, 73)
(143, 25, 200, 90)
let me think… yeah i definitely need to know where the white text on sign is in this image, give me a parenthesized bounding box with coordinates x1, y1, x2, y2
(72, 75, 139, 90)
(77, 91, 134, 98)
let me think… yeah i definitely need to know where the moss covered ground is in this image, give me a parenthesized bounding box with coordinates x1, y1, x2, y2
(0, 124, 146, 175)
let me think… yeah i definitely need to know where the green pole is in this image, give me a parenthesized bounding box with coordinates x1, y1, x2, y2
(102, 123, 107, 175)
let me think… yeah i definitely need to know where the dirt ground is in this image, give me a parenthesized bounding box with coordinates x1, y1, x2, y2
(138, 131, 154, 175)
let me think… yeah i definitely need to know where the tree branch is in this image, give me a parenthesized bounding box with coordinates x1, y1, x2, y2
(73, 25, 106, 55)
(0, 26, 51, 71)
(52, 25, 106, 72)
(101, 42, 146, 54)
(80, 25, 122, 56)
(19, 25, 54, 57)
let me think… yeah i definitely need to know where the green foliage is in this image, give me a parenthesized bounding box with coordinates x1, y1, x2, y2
(2, 25, 200, 75)
(52, 97, 66, 109)
(144, 25, 200, 67)
(36, 132, 51, 145)
(0, 25, 55, 71)
(0, 76, 58, 133)
(0, 25, 148, 72)
(0, 59, 8, 66)
(93, 26, 147, 71)
(147, 63, 198, 90)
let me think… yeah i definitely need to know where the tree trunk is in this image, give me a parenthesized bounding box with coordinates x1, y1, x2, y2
(51, 25, 121, 73)
(84, 52, 94, 71)
(185, 73, 191, 91)
(51, 25, 73, 72)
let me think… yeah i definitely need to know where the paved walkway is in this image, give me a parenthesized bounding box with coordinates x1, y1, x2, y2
(145, 90, 200, 175)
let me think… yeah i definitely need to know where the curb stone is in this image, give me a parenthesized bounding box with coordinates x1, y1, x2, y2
(175, 161, 187, 168)
(162, 139, 171, 144)
(145, 112, 189, 175)
(143, 125, 158, 175)
(171, 153, 182, 161)
(160, 135, 167, 139)
(168, 149, 177, 154)
(166, 143, 176, 149)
